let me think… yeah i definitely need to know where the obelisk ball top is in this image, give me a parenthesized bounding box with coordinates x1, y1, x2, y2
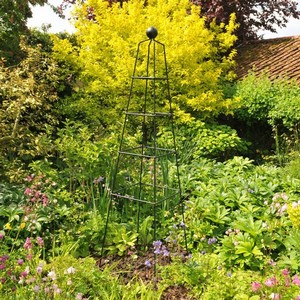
(146, 27, 158, 39)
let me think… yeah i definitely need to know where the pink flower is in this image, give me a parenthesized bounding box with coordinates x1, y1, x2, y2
(42, 195, 49, 206)
(282, 268, 289, 276)
(265, 276, 277, 287)
(36, 237, 44, 247)
(252, 281, 262, 292)
(270, 293, 281, 300)
(0, 255, 9, 262)
(24, 188, 32, 196)
(268, 260, 276, 266)
(285, 276, 290, 287)
(25, 175, 34, 182)
(24, 237, 32, 250)
(20, 271, 28, 278)
(292, 274, 300, 286)
(17, 259, 24, 266)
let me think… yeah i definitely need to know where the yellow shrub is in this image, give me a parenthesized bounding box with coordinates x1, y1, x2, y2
(53, 0, 239, 126)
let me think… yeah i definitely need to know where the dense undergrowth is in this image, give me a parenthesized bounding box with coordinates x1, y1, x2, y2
(1, 152, 300, 299)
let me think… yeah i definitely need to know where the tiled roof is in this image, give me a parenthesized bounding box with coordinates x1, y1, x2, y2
(235, 35, 300, 83)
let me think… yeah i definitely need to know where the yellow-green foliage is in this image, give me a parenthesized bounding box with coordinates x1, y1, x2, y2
(287, 202, 300, 229)
(53, 0, 239, 125)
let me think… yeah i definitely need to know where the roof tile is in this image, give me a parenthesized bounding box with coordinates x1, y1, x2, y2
(235, 36, 300, 83)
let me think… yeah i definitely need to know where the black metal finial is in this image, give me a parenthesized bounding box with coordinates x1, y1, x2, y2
(146, 27, 158, 40)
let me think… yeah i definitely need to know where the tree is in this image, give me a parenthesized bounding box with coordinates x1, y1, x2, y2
(59, 0, 300, 41)
(191, 0, 300, 41)
(0, 0, 48, 64)
(52, 0, 239, 129)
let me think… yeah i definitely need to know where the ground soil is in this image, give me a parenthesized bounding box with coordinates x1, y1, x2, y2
(97, 248, 195, 299)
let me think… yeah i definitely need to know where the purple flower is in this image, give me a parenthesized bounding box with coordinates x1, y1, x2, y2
(94, 176, 104, 184)
(33, 285, 40, 293)
(179, 221, 186, 228)
(0, 255, 9, 262)
(36, 263, 43, 274)
(0, 233, 4, 239)
(144, 260, 151, 268)
(154, 248, 161, 255)
(0, 264, 5, 270)
(153, 240, 162, 249)
(17, 259, 24, 266)
(208, 237, 217, 245)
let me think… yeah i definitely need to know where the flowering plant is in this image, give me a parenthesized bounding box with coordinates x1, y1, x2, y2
(251, 268, 300, 299)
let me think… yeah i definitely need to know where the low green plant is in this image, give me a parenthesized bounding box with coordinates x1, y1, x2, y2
(159, 253, 260, 299)
(105, 224, 138, 256)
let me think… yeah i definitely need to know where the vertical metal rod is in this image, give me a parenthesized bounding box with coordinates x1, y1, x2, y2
(136, 39, 152, 243)
(161, 41, 188, 252)
(101, 40, 145, 256)
(152, 39, 158, 277)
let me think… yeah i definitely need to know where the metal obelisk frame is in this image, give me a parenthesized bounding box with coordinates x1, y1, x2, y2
(102, 27, 187, 260)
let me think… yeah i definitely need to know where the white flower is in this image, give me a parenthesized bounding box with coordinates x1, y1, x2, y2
(262, 222, 268, 228)
(47, 270, 57, 281)
(76, 293, 83, 300)
(64, 266, 76, 274)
